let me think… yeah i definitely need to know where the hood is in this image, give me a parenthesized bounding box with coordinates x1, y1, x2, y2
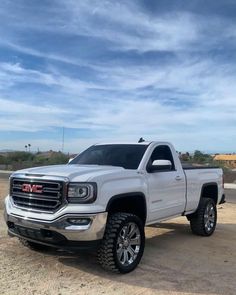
(13, 164, 125, 182)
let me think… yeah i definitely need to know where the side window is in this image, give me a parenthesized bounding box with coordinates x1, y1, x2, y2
(148, 145, 175, 171)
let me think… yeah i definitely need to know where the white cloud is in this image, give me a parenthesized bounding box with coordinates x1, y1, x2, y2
(1, 0, 232, 54)
(58, 1, 236, 53)
(0, 1, 235, 152)
(0, 57, 235, 142)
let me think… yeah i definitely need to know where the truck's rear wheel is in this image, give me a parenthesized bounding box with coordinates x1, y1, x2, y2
(19, 238, 50, 251)
(189, 198, 217, 236)
(97, 212, 145, 273)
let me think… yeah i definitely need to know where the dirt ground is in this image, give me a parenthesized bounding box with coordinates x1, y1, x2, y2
(0, 178, 236, 295)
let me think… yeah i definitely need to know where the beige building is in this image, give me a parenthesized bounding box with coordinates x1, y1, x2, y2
(214, 154, 236, 168)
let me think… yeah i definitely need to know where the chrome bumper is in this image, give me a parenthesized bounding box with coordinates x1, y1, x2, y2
(4, 195, 107, 247)
(5, 211, 107, 242)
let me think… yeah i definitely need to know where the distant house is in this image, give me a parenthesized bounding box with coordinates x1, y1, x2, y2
(214, 154, 236, 168)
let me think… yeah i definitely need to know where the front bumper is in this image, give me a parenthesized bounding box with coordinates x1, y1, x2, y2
(4, 197, 107, 249)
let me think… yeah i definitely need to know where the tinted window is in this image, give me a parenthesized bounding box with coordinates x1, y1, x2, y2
(70, 144, 148, 169)
(148, 145, 175, 170)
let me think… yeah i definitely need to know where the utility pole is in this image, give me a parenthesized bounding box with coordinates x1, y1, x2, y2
(62, 127, 64, 153)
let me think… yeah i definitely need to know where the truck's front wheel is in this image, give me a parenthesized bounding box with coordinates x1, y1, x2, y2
(98, 212, 145, 273)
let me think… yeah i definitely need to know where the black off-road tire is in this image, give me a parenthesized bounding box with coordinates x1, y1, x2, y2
(97, 212, 145, 274)
(19, 238, 50, 251)
(189, 198, 217, 236)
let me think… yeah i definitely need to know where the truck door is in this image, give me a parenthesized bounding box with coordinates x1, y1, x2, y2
(146, 144, 186, 222)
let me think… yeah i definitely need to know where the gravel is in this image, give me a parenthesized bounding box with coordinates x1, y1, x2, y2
(0, 178, 236, 295)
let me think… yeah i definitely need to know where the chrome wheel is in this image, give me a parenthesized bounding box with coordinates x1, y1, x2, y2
(116, 222, 141, 266)
(98, 213, 145, 273)
(204, 203, 216, 232)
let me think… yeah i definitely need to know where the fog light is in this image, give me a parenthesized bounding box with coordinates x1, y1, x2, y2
(67, 218, 91, 225)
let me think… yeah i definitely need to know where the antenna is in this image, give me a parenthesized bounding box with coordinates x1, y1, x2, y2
(138, 137, 145, 143)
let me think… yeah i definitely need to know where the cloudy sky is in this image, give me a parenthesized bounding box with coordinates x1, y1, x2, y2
(0, 0, 235, 153)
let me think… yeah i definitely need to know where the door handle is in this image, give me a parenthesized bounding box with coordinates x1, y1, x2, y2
(175, 176, 182, 181)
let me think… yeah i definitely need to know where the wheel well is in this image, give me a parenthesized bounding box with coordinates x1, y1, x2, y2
(201, 183, 218, 204)
(106, 193, 147, 224)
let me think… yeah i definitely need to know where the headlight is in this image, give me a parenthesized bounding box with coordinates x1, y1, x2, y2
(67, 183, 97, 203)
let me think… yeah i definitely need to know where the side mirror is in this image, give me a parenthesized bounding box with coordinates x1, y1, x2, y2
(148, 160, 172, 173)
(68, 158, 74, 164)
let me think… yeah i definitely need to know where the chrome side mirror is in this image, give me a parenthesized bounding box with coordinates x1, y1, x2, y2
(68, 158, 74, 164)
(148, 159, 172, 172)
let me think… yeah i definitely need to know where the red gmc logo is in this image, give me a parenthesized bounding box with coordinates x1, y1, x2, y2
(22, 183, 43, 193)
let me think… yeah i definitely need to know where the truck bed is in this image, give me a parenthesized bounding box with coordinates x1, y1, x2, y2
(181, 163, 219, 170)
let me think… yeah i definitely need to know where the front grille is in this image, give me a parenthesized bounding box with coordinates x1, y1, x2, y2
(11, 178, 65, 212)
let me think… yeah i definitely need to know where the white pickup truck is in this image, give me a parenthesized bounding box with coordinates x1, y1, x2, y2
(4, 142, 225, 273)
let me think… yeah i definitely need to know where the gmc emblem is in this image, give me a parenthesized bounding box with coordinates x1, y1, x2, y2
(22, 183, 43, 193)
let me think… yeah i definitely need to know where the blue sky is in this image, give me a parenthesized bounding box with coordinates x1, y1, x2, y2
(0, 0, 236, 153)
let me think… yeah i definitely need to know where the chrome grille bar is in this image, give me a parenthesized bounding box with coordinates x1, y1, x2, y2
(11, 178, 65, 212)
(13, 199, 60, 209)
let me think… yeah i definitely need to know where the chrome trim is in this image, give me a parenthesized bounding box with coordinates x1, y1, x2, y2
(5, 211, 108, 241)
(10, 196, 68, 214)
(65, 224, 91, 231)
(12, 193, 61, 202)
(11, 198, 60, 209)
(116, 222, 141, 266)
(10, 173, 70, 182)
(10, 174, 69, 213)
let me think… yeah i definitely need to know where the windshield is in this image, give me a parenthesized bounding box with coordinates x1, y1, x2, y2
(69, 144, 148, 169)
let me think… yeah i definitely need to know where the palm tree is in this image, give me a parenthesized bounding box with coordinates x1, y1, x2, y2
(28, 144, 31, 152)
(25, 145, 28, 152)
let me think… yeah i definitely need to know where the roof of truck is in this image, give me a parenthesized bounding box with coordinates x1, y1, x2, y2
(95, 142, 152, 146)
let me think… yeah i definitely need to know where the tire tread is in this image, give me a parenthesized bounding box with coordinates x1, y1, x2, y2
(189, 198, 217, 236)
(97, 212, 144, 273)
